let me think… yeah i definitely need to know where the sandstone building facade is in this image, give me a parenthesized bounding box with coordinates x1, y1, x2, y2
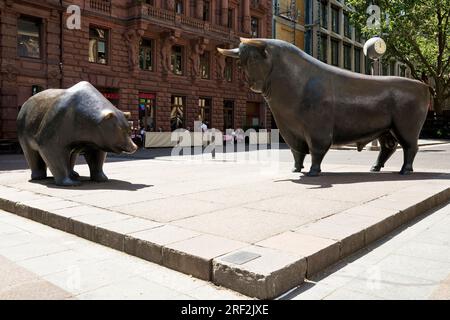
(0, 0, 273, 141)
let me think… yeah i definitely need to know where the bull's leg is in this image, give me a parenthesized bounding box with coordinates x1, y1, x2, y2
(400, 144, 418, 175)
(70, 152, 80, 180)
(391, 127, 419, 175)
(21, 140, 47, 180)
(291, 150, 307, 173)
(371, 133, 398, 172)
(306, 150, 327, 177)
(84, 149, 108, 182)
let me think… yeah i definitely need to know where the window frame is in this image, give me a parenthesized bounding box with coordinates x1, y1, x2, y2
(203, 0, 211, 22)
(320, 1, 328, 29)
(171, 45, 184, 76)
(331, 6, 340, 34)
(89, 26, 110, 65)
(320, 34, 328, 63)
(251, 16, 260, 37)
(354, 48, 362, 73)
(171, 95, 186, 131)
(199, 97, 212, 127)
(343, 43, 352, 70)
(331, 38, 339, 67)
(224, 57, 233, 82)
(139, 38, 154, 71)
(223, 100, 235, 132)
(17, 15, 43, 60)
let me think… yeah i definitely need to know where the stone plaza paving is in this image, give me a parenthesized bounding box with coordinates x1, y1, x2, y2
(0, 149, 449, 298)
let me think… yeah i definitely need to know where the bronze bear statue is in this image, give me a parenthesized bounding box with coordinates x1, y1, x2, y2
(17, 81, 137, 186)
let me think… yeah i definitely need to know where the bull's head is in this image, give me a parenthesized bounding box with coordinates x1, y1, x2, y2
(218, 38, 272, 94)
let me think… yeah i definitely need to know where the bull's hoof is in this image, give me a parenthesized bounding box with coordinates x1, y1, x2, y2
(70, 170, 80, 179)
(292, 166, 304, 173)
(305, 170, 321, 177)
(91, 172, 109, 183)
(370, 165, 382, 172)
(55, 177, 82, 187)
(399, 169, 413, 175)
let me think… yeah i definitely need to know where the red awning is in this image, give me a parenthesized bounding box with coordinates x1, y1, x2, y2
(139, 93, 156, 99)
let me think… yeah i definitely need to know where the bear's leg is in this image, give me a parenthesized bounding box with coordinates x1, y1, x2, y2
(84, 149, 108, 182)
(39, 147, 81, 187)
(70, 152, 80, 180)
(21, 142, 47, 180)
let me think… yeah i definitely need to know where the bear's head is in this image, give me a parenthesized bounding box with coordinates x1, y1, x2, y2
(98, 109, 138, 154)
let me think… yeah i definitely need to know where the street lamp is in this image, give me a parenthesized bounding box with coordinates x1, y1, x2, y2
(364, 36, 387, 151)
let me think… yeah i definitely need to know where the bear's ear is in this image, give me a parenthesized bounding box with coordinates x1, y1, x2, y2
(100, 110, 116, 122)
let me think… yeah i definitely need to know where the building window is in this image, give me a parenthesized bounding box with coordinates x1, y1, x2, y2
(171, 46, 184, 75)
(390, 60, 396, 76)
(400, 65, 406, 77)
(305, 0, 312, 25)
(225, 58, 233, 82)
(251, 17, 260, 37)
(17, 16, 42, 59)
(319, 34, 328, 63)
(320, 1, 328, 29)
(355, 28, 362, 43)
(344, 12, 352, 39)
(175, 0, 184, 14)
(354, 48, 361, 73)
(305, 30, 313, 55)
(223, 100, 235, 131)
(331, 6, 340, 34)
(227, 8, 234, 28)
(199, 98, 212, 128)
(344, 44, 351, 70)
(139, 39, 153, 71)
(365, 56, 372, 75)
(200, 51, 210, 79)
(203, 1, 210, 21)
(139, 93, 156, 131)
(89, 27, 109, 64)
(331, 38, 339, 66)
(171, 95, 185, 131)
(382, 63, 389, 76)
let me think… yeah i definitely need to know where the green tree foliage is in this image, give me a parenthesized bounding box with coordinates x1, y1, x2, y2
(347, 0, 450, 113)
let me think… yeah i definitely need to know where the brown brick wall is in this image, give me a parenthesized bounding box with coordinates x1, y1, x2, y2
(0, 0, 274, 140)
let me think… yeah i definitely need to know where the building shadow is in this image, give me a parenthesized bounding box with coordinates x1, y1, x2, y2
(29, 178, 152, 191)
(276, 172, 450, 189)
(278, 201, 449, 300)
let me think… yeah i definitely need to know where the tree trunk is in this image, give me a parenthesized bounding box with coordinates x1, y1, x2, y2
(433, 97, 443, 114)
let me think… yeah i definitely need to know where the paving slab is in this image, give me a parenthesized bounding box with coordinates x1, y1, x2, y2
(0, 158, 449, 299)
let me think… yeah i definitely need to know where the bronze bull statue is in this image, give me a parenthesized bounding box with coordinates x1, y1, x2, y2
(218, 38, 430, 176)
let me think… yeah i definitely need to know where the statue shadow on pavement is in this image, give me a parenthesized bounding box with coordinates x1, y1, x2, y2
(29, 178, 152, 191)
(277, 172, 450, 189)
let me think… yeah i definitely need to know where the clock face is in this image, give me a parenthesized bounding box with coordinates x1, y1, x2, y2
(375, 39, 386, 55)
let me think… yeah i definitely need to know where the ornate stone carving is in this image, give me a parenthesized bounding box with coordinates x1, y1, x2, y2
(124, 29, 145, 72)
(160, 32, 178, 75)
(190, 38, 208, 78)
(2, 63, 19, 82)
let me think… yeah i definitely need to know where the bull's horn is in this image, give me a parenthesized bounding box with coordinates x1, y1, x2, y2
(240, 38, 267, 49)
(217, 47, 240, 58)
